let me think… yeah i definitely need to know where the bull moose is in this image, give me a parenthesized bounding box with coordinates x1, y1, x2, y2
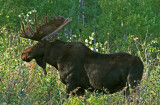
(20, 13, 144, 98)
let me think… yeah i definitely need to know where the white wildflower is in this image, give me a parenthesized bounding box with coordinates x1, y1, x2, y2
(89, 41, 92, 44)
(99, 43, 102, 47)
(91, 47, 94, 51)
(95, 43, 98, 47)
(104, 41, 108, 45)
(85, 39, 88, 43)
(152, 40, 157, 43)
(133, 37, 138, 41)
(32, 9, 37, 12)
(18, 14, 22, 17)
(91, 32, 95, 37)
(89, 36, 94, 40)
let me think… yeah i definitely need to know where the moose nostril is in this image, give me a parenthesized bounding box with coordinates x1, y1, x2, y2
(22, 57, 25, 61)
(22, 55, 26, 61)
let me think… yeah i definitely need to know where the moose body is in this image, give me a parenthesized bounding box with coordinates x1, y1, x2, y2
(22, 40, 144, 97)
(20, 13, 144, 98)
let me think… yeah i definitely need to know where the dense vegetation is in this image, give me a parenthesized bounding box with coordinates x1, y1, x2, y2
(0, 0, 160, 104)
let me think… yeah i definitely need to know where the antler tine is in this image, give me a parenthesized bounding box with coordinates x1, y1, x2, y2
(53, 15, 56, 20)
(21, 22, 25, 35)
(27, 15, 34, 34)
(34, 12, 38, 31)
(49, 16, 51, 22)
(45, 16, 47, 24)
(42, 18, 72, 41)
(43, 13, 47, 24)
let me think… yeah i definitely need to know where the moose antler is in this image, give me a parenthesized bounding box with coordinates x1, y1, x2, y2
(21, 16, 35, 39)
(42, 18, 72, 41)
(20, 13, 72, 41)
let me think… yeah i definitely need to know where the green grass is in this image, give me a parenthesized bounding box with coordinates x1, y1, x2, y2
(0, 31, 160, 105)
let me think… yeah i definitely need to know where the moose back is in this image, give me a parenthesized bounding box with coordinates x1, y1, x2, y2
(20, 13, 144, 98)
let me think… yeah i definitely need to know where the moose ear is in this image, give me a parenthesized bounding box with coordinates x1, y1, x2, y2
(35, 57, 47, 75)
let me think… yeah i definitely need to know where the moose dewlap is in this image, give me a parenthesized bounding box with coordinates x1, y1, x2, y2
(20, 13, 144, 98)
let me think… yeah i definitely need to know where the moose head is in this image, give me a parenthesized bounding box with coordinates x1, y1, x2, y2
(20, 13, 72, 75)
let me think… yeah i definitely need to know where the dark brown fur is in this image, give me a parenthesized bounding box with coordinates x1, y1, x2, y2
(22, 40, 144, 98)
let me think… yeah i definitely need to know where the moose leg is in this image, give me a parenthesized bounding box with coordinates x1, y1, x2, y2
(75, 87, 85, 97)
(127, 74, 140, 95)
(43, 69, 47, 75)
(123, 74, 141, 102)
(66, 84, 76, 98)
(123, 86, 130, 98)
(66, 84, 85, 98)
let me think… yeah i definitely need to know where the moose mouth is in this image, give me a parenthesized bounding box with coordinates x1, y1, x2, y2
(25, 58, 32, 62)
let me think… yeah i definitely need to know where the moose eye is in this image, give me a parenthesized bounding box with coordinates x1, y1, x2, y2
(28, 51, 31, 55)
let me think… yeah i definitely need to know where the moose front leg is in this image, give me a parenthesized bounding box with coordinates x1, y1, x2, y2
(66, 83, 85, 98)
(42, 68, 47, 75)
(35, 57, 47, 75)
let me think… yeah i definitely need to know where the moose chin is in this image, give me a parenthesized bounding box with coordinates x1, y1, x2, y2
(20, 13, 144, 98)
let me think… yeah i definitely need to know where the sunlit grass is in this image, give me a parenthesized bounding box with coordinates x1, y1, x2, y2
(0, 31, 160, 105)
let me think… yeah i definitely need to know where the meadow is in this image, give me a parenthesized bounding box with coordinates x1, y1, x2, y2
(0, 30, 159, 104)
(0, 0, 160, 104)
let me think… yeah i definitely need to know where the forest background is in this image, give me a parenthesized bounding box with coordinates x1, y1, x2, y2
(0, 0, 160, 104)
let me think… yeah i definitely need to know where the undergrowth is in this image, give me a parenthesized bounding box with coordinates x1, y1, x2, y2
(0, 30, 160, 105)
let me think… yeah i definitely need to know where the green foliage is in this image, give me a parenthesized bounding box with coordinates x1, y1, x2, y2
(0, 0, 160, 104)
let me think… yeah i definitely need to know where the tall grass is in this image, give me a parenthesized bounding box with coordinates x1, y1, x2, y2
(0, 28, 159, 104)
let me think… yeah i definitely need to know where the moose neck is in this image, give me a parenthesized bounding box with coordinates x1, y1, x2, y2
(43, 40, 66, 69)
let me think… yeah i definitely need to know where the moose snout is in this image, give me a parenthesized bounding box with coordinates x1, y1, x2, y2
(21, 54, 26, 61)
(21, 54, 32, 62)
(22, 54, 28, 61)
